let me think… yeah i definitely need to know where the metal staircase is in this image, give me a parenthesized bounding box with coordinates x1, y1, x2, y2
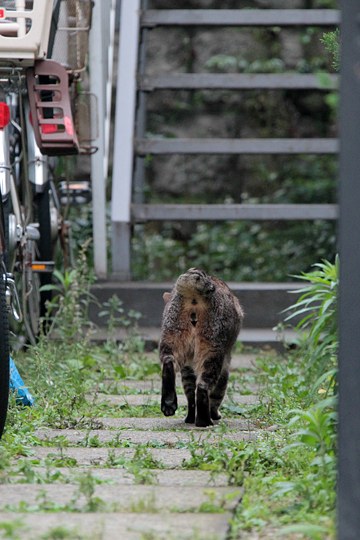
(103, 2, 339, 346)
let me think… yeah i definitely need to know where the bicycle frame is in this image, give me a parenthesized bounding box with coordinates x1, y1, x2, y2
(23, 96, 48, 194)
(0, 104, 11, 201)
(0, 0, 89, 438)
(0, 68, 56, 337)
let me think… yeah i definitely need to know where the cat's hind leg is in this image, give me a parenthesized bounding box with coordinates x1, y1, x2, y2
(160, 349, 178, 417)
(210, 369, 229, 421)
(195, 355, 223, 427)
(181, 366, 196, 423)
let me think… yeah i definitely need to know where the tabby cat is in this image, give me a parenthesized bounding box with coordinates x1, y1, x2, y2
(159, 268, 244, 427)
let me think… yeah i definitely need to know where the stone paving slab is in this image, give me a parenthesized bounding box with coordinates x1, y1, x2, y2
(96, 417, 256, 431)
(100, 353, 256, 388)
(102, 379, 161, 393)
(0, 484, 242, 512)
(232, 354, 258, 370)
(21, 467, 229, 486)
(25, 447, 193, 468)
(0, 512, 232, 540)
(1, 352, 262, 538)
(34, 427, 258, 446)
(95, 392, 259, 407)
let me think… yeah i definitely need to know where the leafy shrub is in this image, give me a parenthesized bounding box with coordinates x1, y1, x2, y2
(230, 257, 338, 538)
(132, 221, 336, 282)
(285, 256, 338, 378)
(321, 30, 340, 71)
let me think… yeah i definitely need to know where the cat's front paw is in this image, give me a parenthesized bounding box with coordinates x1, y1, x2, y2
(161, 394, 178, 416)
(184, 412, 195, 424)
(195, 416, 214, 428)
(210, 409, 221, 421)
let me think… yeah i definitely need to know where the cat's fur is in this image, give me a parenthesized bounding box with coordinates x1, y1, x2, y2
(159, 268, 244, 427)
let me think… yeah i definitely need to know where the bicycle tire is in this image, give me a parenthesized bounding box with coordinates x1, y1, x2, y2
(35, 186, 52, 319)
(35, 180, 73, 321)
(0, 197, 10, 440)
(0, 270, 9, 439)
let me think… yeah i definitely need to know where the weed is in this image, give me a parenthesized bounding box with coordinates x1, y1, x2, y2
(45, 452, 78, 468)
(285, 256, 338, 379)
(197, 490, 233, 513)
(40, 526, 86, 539)
(105, 449, 127, 468)
(73, 472, 106, 512)
(228, 258, 338, 538)
(125, 446, 161, 484)
(0, 447, 11, 483)
(99, 294, 141, 348)
(0, 519, 26, 539)
(42, 240, 96, 342)
(80, 433, 101, 448)
(321, 29, 340, 71)
(129, 492, 159, 513)
(139, 534, 158, 540)
(35, 489, 65, 512)
(128, 466, 157, 485)
(111, 350, 161, 381)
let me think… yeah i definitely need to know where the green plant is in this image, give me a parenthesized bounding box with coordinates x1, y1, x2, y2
(41, 240, 96, 341)
(98, 294, 141, 346)
(129, 492, 159, 513)
(0, 519, 26, 539)
(228, 258, 338, 538)
(132, 219, 336, 283)
(73, 472, 106, 512)
(0, 446, 11, 483)
(40, 526, 85, 539)
(286, 397, 337, 471)
(125, 446, 160, 484)
(321, 29, 340, 71)
(285, 256, 339, 377)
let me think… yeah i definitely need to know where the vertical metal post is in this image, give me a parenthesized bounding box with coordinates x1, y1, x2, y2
(104, 0, 117, 177)
(338, 2, 360, 538)
(111, 0, 141, 279)
(133, 0, 148, 204)
(89, 0, 108, 278)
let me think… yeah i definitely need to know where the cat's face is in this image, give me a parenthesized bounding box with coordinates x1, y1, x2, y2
(175, 268, 215, 297)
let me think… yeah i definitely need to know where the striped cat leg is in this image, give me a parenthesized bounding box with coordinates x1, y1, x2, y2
(195, 356, 223, 427)
(210, 369, 229, 420)
(160, 347, 178, 417)
(181, 366, 196, 423)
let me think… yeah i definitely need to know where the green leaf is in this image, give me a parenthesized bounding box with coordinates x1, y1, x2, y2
(277, 523, 329, 538)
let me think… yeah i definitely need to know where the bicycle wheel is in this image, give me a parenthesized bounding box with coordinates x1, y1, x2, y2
(0, 198, 10, 440)
(34, 185, 53, 319)
(36, 176, 73, 292)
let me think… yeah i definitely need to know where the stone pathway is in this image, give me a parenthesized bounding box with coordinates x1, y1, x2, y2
(0, 353, 261, 540)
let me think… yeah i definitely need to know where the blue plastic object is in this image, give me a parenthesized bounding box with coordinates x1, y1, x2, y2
(9, 357, 35, 407)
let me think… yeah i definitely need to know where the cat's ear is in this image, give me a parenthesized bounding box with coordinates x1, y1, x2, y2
(163, 292, 171, 304)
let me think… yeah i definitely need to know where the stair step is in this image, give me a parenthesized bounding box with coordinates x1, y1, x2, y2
(88, 326, 299, 350)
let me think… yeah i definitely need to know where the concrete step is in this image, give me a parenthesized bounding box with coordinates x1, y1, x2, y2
(89, 325, 299, 349)
(0, 484, 242, 513)
(34, 425, 258, 446)
(22, 467, 229, 486)
(0, 512, 232, 540)
(90, 281, 302, 330)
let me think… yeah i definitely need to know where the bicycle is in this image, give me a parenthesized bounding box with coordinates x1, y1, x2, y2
(0, 168, 10, 439)
(0, 0, 93, 439)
